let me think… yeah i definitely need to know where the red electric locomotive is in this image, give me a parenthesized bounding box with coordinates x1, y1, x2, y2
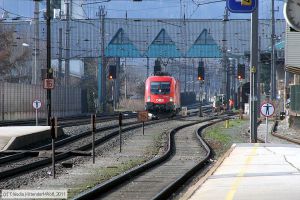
(144, 75, 181, 113)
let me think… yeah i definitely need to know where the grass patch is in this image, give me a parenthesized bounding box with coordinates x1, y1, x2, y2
(68, 158, 146, 199)
(144, 132, 166, 157)
(203, 118, 247, 158)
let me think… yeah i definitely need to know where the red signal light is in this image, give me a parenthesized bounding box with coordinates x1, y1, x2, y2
(109, 75, 113, 80)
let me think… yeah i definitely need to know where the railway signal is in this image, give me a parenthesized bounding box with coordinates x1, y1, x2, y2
(198, 61, 205, 81)
(237, 64, 245, 80)
(154, 59, 161, 75)
(108, 65, 116, 80)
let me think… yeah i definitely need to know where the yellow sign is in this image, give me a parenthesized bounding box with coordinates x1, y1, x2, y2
(138, 111, 148, 122)
(251, 66, 256, 73)
(241, 0, 251, 6)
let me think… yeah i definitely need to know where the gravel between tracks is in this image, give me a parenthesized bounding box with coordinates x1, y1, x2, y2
(0, 118, 137, 189)
(275, 119, 300, 141)
(1, 116, 201, 199)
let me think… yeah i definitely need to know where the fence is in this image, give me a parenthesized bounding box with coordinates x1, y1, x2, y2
(0, 82, 82, 121)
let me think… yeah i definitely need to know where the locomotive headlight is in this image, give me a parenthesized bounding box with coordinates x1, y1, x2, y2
(147, 96, 151, 102)
(170, 97, 174, 102)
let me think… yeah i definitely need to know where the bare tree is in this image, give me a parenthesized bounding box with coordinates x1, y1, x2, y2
(0, 25, 31, 82)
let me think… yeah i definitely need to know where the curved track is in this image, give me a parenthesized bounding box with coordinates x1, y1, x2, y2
(0, 107, 211, 180)
(74, 116, 227, 200)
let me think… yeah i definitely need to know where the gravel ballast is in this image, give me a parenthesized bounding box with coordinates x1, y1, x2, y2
(4, 116, 202, 199)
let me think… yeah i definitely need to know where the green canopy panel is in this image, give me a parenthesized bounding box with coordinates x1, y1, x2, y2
(147, 44, 182, 58)
(187, 45, 221, 58)
(105, 44, 141, 57)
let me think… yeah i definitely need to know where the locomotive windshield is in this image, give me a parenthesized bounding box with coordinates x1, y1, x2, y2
(150, 82, 170, 94)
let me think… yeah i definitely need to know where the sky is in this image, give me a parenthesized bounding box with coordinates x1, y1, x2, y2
(0, 0, 285, 21)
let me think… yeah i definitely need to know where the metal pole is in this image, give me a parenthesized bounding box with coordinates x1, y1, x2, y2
(192, 60, 195, 92)
(46, 0, 51, 125)
(271, 0, 276, 100)
(52, 138, 55, 178)
(65, 0, 70, 86)
(284, 71, 287, 113)
(142, 121, 145, 135)
(1, 91, 4, 121)
(184, 64, 187, 93)
(222, 7, 229, 98)
(64, 1, 70, 115)
(199, 81, 203, 117)
(226, 57, 230, 110)
(265, 117, 268, 143)
(58, 28, 62, 85)
(250, 2, 259, 143)
(100, 6, 106, 112)
(257, 36, 261, 111)
(147, 57, 149, 78)
(119, 113, 122, 153)
(239, 80, 243, 119)
(35, 109, 38, 126)
(33, 0, 39, 85)
(111, 80, 115, 111)
(50, 117, 55, 178)
(124, 59, 127, 99)
(91, 114, 96, 164)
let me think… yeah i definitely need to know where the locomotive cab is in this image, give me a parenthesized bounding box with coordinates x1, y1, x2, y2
(145, 76, 180, 113)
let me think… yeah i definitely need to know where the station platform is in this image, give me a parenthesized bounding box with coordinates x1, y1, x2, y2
(0, 126, 62, 150)
(183, 143, 300, 200)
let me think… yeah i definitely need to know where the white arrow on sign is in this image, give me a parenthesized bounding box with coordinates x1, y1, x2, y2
(32, 100, 42, 110)
(260, 103, 275, 117)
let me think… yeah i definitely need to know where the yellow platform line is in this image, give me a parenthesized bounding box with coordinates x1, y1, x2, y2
(225, 143, 259, 200)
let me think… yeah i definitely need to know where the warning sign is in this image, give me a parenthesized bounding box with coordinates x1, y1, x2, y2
(138, 111, 148, 122)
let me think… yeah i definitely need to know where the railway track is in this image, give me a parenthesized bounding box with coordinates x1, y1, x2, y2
(0, 112, 136, 127)
(73, 115, 229, 200)
(261, 120, 300, 145)
(0, 107, 210, 181)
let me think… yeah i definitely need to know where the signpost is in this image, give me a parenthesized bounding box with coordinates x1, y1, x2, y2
(32, 99, 42, 126)
(43, 78, 55, 89)
(260, 102, 275, 143)
(119, 113, 123, 153)
(226, 0, 257, 13)
(227, 0, 258, 142)
(91, 114, 96, 164)
(138, 111, 148, 136)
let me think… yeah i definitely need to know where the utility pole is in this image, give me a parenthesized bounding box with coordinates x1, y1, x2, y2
(222, 7, 229, 109)
(183, 12, 187, 94)
(257, 36, 261, 111)
(271, 0, 276, 100)
(124, 59, 127, 99)
(99, 6, 106, 112)
(33, 0, 40, 85)
(146, 27, 150, 78)
(192, 59, 195, 93)
(65, 0, 70, 86)
(250, 1, 259, 143)
(58, 28, 62, 85)
(46, 0, 51, 125)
